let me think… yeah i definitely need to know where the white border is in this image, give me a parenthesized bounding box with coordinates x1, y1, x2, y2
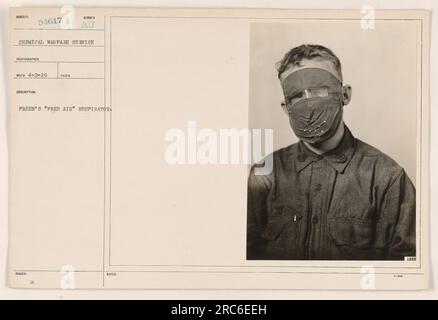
(0, 0, 436, 299)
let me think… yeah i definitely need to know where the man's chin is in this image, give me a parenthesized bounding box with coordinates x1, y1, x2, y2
(301, 135, 330, 147)
(300, 122, 343, 147)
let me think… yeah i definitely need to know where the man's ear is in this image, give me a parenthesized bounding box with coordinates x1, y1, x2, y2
(342, 85, 352, 106)
(281, 101, 289, 115)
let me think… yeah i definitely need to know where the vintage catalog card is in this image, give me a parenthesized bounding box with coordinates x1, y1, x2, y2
(8, 7, 430, 289)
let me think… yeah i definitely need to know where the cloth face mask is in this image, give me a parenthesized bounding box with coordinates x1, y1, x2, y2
(281, 68, 344, 145)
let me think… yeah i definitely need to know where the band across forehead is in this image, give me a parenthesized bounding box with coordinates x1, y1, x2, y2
(281, 68, 342, 98)
(279, 58, 343, 83)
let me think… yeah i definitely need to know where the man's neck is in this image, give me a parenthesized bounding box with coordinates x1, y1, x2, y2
(304, 122, 345, 155)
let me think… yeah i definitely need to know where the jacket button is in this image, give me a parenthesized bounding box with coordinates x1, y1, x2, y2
(315, 184, 322, 192)
(312, 216, 319, 224)
(297, 154, 306, 162)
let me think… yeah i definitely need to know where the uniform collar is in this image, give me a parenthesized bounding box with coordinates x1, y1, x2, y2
(295, 126, 356, 173)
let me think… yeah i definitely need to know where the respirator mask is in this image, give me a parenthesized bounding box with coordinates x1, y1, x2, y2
(281, 68, 346, 145)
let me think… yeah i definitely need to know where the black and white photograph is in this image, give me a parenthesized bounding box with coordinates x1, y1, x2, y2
(247, 21, 418, 261)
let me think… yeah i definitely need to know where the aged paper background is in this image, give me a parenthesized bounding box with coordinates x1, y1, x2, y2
(1, 2, 435, 296)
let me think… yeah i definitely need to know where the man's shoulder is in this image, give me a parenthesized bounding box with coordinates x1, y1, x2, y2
(269, 142, 300, 167)
(250, 142, 298, 174)
(354, 138, 404, 175)
(273, 142, 299, 158)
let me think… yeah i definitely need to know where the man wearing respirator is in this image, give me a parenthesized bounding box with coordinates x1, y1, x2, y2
(247, 44, 416, 260)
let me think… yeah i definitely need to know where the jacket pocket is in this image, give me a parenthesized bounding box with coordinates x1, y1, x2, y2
(261, 206, 303, 241)
(328, 217, 375, 248)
